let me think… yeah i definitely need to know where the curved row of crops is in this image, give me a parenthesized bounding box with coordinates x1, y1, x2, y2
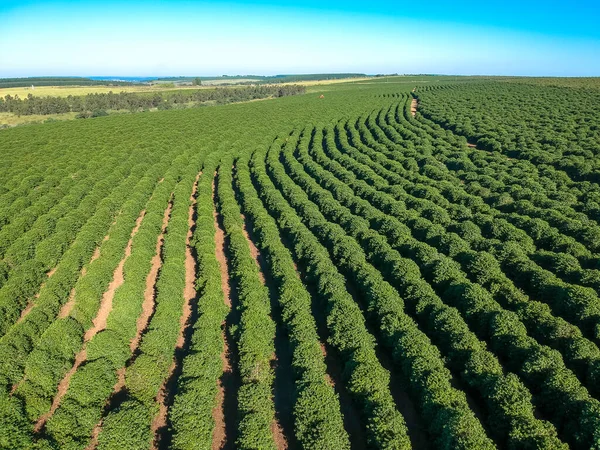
(1, 79, 599, 449)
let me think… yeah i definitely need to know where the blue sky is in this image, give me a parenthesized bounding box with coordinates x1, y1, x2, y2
(1, 0, 599, 77)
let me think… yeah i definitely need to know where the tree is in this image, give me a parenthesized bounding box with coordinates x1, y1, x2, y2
(193, 77, 202, 86)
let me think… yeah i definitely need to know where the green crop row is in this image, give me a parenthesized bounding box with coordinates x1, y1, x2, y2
(0, 153, 139, 337)
(394, 96, 600, 258)
(234, 152, 350, 448)
(257, 133, 486, 449)
(0, 153, 179, 449)
(169, 154, 228, 450)
(325, 115, 600, 394)
(368, 98, 597, 260)
(284, 124, 569, 448)
(95, 156, 200, 449)
(308, 116, 600, 448)
(0, 146, 96, 229)
(14, 169, 163, 425)
(341, 106, 600, 346)
(0, 156, 95, 260)
(415, 82, 600, 184)
(216, 155, 277, 449)
(39, 155, 184, 449)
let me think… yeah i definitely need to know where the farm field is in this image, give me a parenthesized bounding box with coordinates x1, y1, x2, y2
(0, 75, 372, 99)
(1, 77, 600, 450)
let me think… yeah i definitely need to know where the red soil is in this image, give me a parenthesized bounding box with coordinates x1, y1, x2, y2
(240, 214, 287, 449)
(16, 263, 59, 325)
(33, 210, 146, 433)
(131, 201, 172, 352)
(212, 173, 234, 450)
(411, 99, 418, 117)
(151, 172, 201, 449)
(85, 368, 126, 450)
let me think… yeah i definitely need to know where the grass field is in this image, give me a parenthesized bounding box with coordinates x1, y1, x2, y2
(0, 76, 374, 99)
(1, 77, 600, 450)
(0, 84, 216, 98)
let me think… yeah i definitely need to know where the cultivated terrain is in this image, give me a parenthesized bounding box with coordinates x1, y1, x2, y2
(1, 76, 600, 449)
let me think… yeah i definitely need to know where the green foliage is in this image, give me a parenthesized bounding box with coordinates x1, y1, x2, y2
(1, 85, 305, 116)
(2, 77, 600, 449)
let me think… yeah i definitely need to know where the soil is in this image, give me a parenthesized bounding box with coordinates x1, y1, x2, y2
(151, 173, 201, 450)
(33, 210, 146, 434)
(239, 213, 290, 449)
(211, 173, 239, 450)
(16, 263, 59, 325)
(85, 368, 126, 450)
(57, 289, 77, 319)
(131, 201, 172, 352)
(17, 302, 35, 323)
(411, 99, 418, 117)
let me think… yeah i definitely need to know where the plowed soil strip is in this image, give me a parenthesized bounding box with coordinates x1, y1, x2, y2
(58, 242, 105, 320)
(212, 173, 240, 450)
(16, 264, 59, 325)
(132, 200, 172, 352)
(87, 200, 173, 450)
(17, 302, 35, 324)
(152, 174, 200, 450)
(240, 214, 290, 450)
(33, 210, 146, 434)
(86, 368, 126, 450)
(411, 98, 418, 117)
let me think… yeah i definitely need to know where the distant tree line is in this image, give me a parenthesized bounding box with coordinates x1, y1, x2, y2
(154, 73, 367, 84)
(0, 85, 306, 116)
(0, 77, 136, 89)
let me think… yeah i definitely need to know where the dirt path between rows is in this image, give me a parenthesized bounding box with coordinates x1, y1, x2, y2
(33, 210, 146, 434)
(411, 98, 418, 117)
(85, 367, 126, 450)
(212, 173, 239, 450)
(87, 199, 173, 450)
(239, 214, 289, 450)
(132, 200, 172, 352)
(58, 242, 105, 319)
(16, 265, 58, 325)
(151, 173, 201, 450)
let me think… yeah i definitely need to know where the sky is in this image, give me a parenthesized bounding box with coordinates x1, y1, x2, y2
(1, 0, 599, 77)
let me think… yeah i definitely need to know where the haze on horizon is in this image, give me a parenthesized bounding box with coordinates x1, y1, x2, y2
(1, 0, 599, 78)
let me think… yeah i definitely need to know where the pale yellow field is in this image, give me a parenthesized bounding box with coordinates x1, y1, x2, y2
(0, 77, 372, 99)
(0, 84, 217, 98)
(289, 77, 372, 87)
(0, 77, 373, 128)
(0, 111, 78, 127)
